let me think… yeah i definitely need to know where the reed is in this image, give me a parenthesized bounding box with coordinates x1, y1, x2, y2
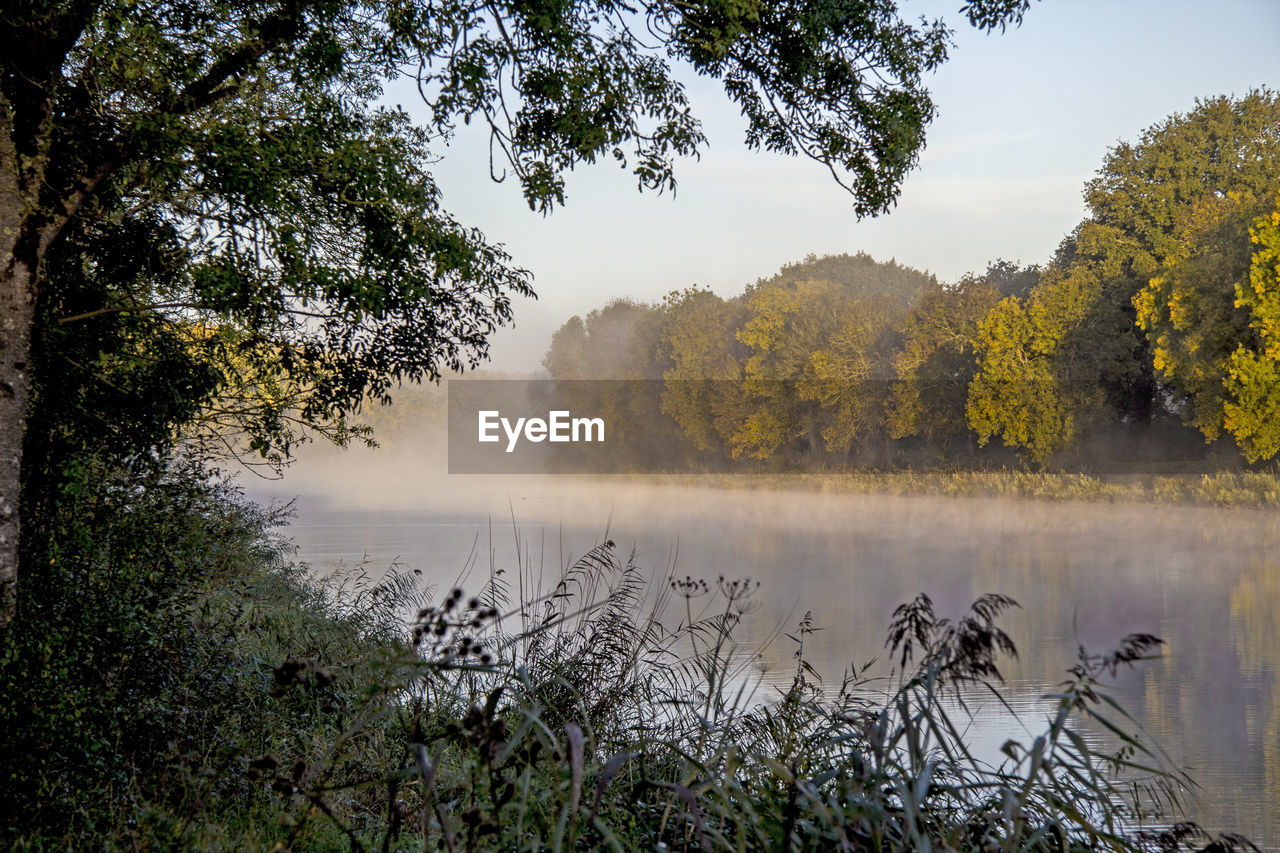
(243, 539, 1255, 852)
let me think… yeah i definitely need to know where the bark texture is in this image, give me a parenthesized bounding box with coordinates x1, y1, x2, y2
(0, 244, 33, 621)
(0, 3, 100, 621)
(0, 43, 55, 623)
(0, 89, 30, 620)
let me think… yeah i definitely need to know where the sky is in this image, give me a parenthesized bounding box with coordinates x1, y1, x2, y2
(396, 0, 1280, 371)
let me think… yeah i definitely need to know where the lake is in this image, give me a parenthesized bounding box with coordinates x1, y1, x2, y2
(252, 460, 1280, 847)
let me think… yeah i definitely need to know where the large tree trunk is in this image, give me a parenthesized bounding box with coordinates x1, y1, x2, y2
(2, 6, 128, 623)
(0, 196, 35, 623)
(2, 58, 60, 624)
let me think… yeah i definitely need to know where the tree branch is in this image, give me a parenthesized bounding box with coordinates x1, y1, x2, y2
(36, 1, 322, 263)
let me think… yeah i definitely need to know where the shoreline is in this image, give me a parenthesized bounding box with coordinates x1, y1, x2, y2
(576, 469, 1280, 509)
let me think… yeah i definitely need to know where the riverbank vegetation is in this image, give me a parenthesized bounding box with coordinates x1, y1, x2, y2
(602, 470, 1280, 508)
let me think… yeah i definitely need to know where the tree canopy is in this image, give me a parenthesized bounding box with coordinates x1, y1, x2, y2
(968, 90, 1280, 464)
(542, 252, 938, 466)
(1135, 193, 1280, 462)
(885, 263, 1016, 448)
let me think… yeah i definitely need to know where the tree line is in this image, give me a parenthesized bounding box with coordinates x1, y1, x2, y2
(543, 91, 1280, 469)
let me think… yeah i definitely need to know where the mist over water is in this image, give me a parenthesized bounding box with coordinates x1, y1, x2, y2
(250, 439, 1280, 847)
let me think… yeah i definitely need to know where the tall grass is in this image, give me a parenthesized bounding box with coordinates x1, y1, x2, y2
(244, 539, 1255, 852)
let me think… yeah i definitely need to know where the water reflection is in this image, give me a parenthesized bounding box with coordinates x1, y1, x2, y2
(255, 475, 1280, 846)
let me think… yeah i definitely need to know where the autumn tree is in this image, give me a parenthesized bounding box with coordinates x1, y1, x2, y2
(730, 278, 845, 459)
(798, 292, 908, 460)
(659, 287, 749, 455)
(885, 262, 1025, 449)
(1223, 198, 1280, 461)
(967, 91, 1280, 464)
(727, 253, 932, 460)
(1135, 194, 1280, 462)
(1133, 196, 1261, 448)
(966, 256, 1118, 466)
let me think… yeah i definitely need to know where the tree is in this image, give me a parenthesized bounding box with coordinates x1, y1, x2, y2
(541, 298, 682, 469)
(967, 230, 1151, 465)
(1132, 195, 1260, 448)
(543, 299, 667, 381)
(966, 262, 1109, 466)
(725, 253, 931, 460)
(1085, 92, 1280, 267)
(967, 91, 1280, 464)
(1, 0, 1034, 614)
(1223, 198, 1280, 461)
(798, 291, 906, 460)
(543, 316, 590, 380)
(885, 263, 1020, 449)
(1135, 193, 1280, 462)
(659, 287, 748, 455)
(730, 279, 840, 459)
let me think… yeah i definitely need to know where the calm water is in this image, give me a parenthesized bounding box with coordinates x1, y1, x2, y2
(253, 470, 1280, 845)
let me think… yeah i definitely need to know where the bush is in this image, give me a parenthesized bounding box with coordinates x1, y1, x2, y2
(0, 452, 416, 848)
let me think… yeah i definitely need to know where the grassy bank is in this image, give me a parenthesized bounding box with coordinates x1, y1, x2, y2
(600, 469, 1280, 508)
(0, 468, 1259, 851)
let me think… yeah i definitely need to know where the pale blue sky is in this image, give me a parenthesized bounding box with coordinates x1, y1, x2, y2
(403, 0, 1280, 370)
